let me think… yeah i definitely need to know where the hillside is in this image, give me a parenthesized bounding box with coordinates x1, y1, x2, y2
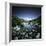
(12, 16, 41, 40)
(12, 16, 41, 27)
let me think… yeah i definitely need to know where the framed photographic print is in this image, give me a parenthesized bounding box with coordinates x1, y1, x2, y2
(11, 4, 42, 40)
(5, 2, 43, 43)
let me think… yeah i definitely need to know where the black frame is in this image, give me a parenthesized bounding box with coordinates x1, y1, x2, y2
(9, 3, 42, 41)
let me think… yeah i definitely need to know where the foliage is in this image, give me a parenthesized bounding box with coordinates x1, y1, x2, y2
(12, 16, 41, 40)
